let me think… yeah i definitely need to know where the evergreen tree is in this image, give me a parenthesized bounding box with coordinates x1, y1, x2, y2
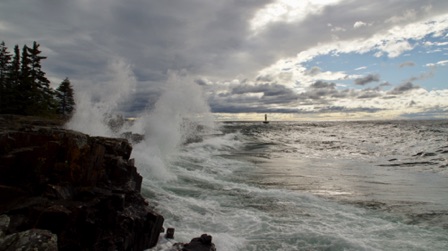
(18, 44, 33, 114)
(0, 41, 11, 83)
(5, 45, 22, 113)
(20, 45, 31, 82)
(0, 41, 12, 112)
(0, 40, 76, 117)
(28, 42, 50, 90)
(9, 45, 21, 87)
(27, 41, 53, 115)
(56, 77, 75, 118)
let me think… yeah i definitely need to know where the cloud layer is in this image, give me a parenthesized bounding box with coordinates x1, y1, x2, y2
(1, 0, 448, 120)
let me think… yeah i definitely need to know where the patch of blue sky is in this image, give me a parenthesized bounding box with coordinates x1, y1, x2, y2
(303, 38, 448, 91)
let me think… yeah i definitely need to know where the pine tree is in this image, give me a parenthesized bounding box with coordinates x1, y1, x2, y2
(0, 41, 12, 112)
(5, 45, 22, 113)
(18, 44, 33, 114)
(56, 77, 75, 118)
(27, 41, 53, 115)
(20, 45, 31, 82)
(9, 45, 21, 87)
(0, 41, 76, 117)
(29, 42, 50, 91)
(0, 41, 11, 83)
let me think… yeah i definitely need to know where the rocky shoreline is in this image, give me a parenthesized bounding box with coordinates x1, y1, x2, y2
(0, 115, 215, 251)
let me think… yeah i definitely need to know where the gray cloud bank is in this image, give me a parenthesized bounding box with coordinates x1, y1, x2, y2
(354, 74, 380, 86)
(1, 0, 448, 118)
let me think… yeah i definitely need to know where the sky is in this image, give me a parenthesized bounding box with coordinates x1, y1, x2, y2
(1, 0, 448, 121)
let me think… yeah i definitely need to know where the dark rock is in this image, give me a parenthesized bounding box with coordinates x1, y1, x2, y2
(0, 228, 58, 251)
(166, 227, 175, 239)
(181, 234, 216, 251)
(0, 115, 164, 250)
(44, 184, 75, 200)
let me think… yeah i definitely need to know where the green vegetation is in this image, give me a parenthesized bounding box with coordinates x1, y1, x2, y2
(0, 41, 75, 119)
(56, 78, 76, 117)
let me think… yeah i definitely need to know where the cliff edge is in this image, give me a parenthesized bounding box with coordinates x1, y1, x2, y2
(0, 115, 164, 250)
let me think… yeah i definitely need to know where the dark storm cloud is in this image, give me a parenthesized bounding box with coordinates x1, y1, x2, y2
(195, 79, 208, 86)
(405, 71, 435, 83)
(400, 105, 448, 119)
(379, 82, 392, 87)
(117, 85, 161, 116)
(301, 81, 342, 101)
(209, 103, 300, 114)
(256, 74, 275, 82)
(231, 83, 293, 97)
(388, 82, 421, 95)
(229, 83, 300, 105)
(208, 81, 303, 113)
(2, 0, 448, 117)
(354, 74, 380, 85)
(210, 79, 366, 113)
(310, 80, 336, 89)
(0, 0, 273, 82)
(317, 106, 382, 113)
(300, 80, 384, 102)
(357, 87, 382, 99)
(3, 0, 447, 83)
(208, 96, 268, 113)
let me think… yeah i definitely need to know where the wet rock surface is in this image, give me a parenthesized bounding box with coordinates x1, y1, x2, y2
(170, 234, 216, 251)
(181, 234, 216, 251)
(0, 115, 164, 250)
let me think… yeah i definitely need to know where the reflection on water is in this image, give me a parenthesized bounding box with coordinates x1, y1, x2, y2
(148, 120, 448, 250)
(228, 120, 448, 229)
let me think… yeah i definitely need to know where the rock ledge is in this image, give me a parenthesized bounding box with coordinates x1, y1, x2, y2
(0, 115, 164, 250)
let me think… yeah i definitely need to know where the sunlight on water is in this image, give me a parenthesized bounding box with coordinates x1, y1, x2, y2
(142, 120, 448, 250)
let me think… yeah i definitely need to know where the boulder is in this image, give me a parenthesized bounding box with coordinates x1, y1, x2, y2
(0, 115, 164, 250)
(182, 234, 216, 251)
(172, 234, 216, 251)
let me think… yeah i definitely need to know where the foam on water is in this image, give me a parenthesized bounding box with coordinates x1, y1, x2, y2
(145, 120, 448, 250)
(144, 163, 447, 250)
(140, 124, 448, 250)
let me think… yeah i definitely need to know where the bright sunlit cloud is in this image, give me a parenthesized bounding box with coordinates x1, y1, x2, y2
(250, 0, 342, 33)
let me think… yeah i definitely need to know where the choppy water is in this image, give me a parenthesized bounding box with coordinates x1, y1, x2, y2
(142, 120, 448, 251)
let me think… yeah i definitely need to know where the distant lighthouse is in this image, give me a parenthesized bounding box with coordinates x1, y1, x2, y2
(263, 114, 269, 124)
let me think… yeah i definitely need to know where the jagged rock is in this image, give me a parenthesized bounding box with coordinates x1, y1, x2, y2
(0, 115, 164, 250)
(174, 234, 216, 251)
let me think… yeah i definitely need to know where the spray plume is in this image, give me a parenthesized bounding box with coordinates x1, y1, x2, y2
(67, 63, 214, 182)
(67, 58, 137, 136)
(131, 71, 214, 181)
